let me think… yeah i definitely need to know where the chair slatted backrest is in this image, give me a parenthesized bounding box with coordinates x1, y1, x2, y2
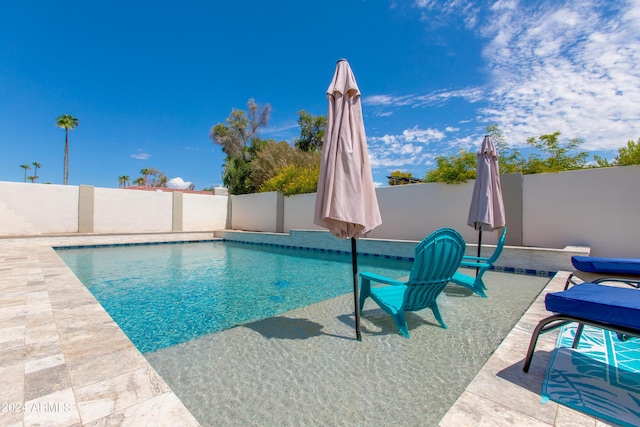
(404, 228, 466, 311)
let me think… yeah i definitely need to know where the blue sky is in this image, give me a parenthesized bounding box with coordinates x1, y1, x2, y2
(1, 0, 638, 189)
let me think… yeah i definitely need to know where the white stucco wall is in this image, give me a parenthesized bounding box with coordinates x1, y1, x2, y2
(93, 188, 173, 233)
(279, 183, 504, 244)
(522, 166, 640, 257)
(182, 194, 228, 231)
(0, 181, 78, 234)
(368, 182, 484, 242)
(231, 191, 281, 232)
(283, 193, 324, 233)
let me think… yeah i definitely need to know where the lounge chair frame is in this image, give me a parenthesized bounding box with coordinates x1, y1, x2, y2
(522, 313, 640, 373)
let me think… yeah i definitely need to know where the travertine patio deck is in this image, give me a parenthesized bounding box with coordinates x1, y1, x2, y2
(0, 233, 611, 426)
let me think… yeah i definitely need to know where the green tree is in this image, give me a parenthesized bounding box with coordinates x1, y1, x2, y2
(388, 170, 419, 186)
(523, 131, 588, 173)
(486, 125, 523, 174)
(134, 177, 145, 186)
(294, 110, 327, 152)
(596, 138, 640, 167)
(210, 99, 271, 194)
(55, 114, 79, 185)
(424, 149, 477, 183)
(147, 167, 168, 187)
(260, 164, 321, 196)
(251, 140, 321, 191)
(27, 175, 37, 183)
(118, 175, 128, 187)
(140, 168, 151, 186)
(32, 162, 41, 182)
(222, 154, 254, 194)
(19, 164, 31, 182)
(135, 168, 167, 187)
(614, 138, 640, 165)
(210, 98, 271, 158)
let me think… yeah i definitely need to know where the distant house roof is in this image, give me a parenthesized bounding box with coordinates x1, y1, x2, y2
(123, 186, 214, 195)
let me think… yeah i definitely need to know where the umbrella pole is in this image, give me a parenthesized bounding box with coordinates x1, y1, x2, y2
(351, 237, 362, 341)
(476, 230, 482, 277)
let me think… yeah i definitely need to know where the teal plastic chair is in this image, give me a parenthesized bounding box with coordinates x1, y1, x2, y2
(451, 227, 507, 298)
(359, 228, 466, 338)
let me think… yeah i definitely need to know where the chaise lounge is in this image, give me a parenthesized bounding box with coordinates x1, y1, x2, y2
(565, 255, 640, 289)
(523, 283, 640, 373)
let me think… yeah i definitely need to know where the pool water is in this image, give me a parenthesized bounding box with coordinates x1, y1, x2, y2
(57, 241, 413, 353)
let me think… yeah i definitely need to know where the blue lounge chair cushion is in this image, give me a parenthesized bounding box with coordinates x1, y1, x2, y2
(545, 283, 640, 331)
(571, 256, 640, 275)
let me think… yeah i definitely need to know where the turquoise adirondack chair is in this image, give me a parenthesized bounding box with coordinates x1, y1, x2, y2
(359, 228, 466, 338)
(451, 227, 507, 298)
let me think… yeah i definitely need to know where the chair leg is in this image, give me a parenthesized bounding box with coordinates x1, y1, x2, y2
(473, 284, 488, 298)
(475, 270, 488, 291)
(392, 311, 410, 338)
(359, 277, 371, 311)
(523, 315, 571, 373)
(430, 303, 448, 329)
(572, 323, 585, 348)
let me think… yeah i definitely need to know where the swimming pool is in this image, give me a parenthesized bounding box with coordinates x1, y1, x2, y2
(54, 237, 552, 426)
(56, 241, 413, 353)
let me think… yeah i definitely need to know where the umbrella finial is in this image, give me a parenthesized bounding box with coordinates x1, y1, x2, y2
(337, 58, 348, 64)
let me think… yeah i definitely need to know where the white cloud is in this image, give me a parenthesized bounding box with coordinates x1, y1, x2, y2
(480, 0, 640, 150)
(130, 151, 150, 160)
(364, 0, 640, 181)
(364, 88, 483, 112)
(367, 125, 453, 168)
(376, 1, 640, 155)
(414, 0, 481, 29)
(168, 177, 192, 189)
(402, 126, 446, 143)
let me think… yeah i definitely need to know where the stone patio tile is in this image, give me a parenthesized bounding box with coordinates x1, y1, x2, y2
(75, 366, 170, 424)
(440, 390, 552, 426)
(24, 363, 71, 401)
(23, 387, 81, 427)
(67, 346, 149, 390)
(555, 404, 597, 426)
(83, 392, 200, 427)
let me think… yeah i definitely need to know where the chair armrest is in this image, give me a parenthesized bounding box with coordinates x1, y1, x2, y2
(462, 255, 491, 263)
(359, 271, 405, 286)
(460, 260, 491, 269)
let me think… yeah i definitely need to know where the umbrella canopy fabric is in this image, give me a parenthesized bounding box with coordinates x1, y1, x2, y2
(314, 59, 381, 341)
(314, 59, 382, 238)
(467, 135, 506, 232)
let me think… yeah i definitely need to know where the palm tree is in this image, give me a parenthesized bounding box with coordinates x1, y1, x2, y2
(27, 175, 37, 183)
(140, 168, 150, 186)
(32, 162, 41, 182)
(19, 164, 31, 182)
(118, 175, 131, 187)
(134, 177, 145, 186)
(55, 114, 79, 185)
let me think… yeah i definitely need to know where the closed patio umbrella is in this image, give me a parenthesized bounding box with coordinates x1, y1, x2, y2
(314, 59, 382, 341)
(467, 135, 506, 275)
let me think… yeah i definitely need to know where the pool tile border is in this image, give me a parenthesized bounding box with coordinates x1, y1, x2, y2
(52, 237, 558, 279)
